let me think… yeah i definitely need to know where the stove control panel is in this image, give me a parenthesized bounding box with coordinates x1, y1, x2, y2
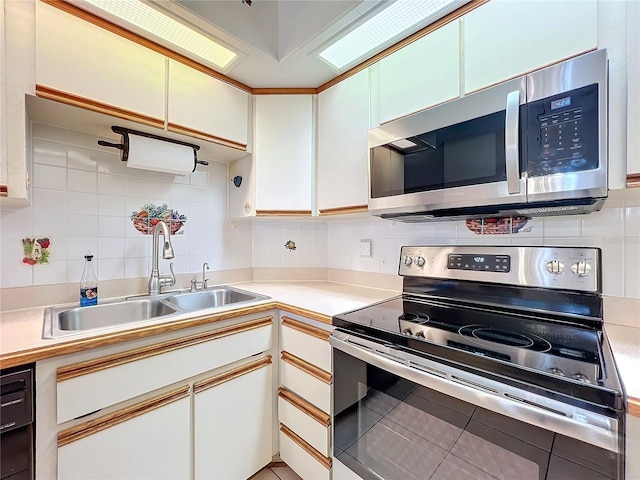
(398, 246, 601, 292)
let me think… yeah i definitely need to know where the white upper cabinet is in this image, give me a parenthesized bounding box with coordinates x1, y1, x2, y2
(378, 20, 460, 123)
(167, 60, 250, 149)
(317, 69, 370, 214)
(253, 94, 314, 214)
(463, 1, 597, 94)
(1, 0, 34, 205)
(35, 1, 166, 125)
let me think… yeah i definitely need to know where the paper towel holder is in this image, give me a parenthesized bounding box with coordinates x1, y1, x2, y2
(98, 126, 209, 172)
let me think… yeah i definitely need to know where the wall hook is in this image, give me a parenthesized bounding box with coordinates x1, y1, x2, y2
(231, 176, 243, 187)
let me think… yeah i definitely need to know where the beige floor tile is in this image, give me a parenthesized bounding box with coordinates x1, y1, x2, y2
(271, 466, 303, 480)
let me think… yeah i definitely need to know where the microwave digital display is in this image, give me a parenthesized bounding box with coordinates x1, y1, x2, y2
(551, 97, 571, 110)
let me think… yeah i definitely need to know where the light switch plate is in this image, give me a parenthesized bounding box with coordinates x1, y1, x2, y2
(359, 239, 372, 258)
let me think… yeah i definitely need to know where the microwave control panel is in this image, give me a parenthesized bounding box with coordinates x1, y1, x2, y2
(526, 83, 599, 177)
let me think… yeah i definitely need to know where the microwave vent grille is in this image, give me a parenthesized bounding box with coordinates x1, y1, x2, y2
(516, 206, 582, 215)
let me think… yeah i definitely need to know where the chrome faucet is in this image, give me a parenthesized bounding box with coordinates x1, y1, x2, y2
(190, 262, 210, 292)
(148, 220, 176, 295)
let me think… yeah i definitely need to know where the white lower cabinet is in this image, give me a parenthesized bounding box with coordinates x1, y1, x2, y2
(278, 314, 333, 479)
(194, 358, 273, 479)
(58, 388, 190, 480)
(36, 312, 276, 480)
(628, 413, 640, 480)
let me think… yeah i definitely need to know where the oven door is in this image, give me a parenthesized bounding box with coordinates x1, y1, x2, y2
(330, 332, 623, 480)
(367, 77, 527, 218)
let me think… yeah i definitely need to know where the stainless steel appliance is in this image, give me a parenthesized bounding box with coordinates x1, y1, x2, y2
(331, 246, 625, 480)
(368, 49, 608, 221)
(1, 365, 34, 480)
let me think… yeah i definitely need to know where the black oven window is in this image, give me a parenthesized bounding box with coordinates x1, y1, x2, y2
(333, 351, 620, 480)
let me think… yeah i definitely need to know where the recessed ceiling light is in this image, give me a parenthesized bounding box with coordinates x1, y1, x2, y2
(82, 0, 238, 69)
(391, 139, 418, 149)
(318, 0, 467, 71)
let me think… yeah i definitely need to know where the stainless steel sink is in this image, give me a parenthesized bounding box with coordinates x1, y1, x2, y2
(43, 298, 179, 338)
(164, 286, 268, 311)
(42, 285, 270, 339)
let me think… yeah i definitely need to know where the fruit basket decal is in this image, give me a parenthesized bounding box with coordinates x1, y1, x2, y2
(22, 237, 50, 265)
(466, 216, 531, 235)
(130, 203, 187, 235)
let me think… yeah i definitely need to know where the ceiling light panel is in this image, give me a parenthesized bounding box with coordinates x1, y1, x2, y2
(83, 0, 238, 69)
(318, 0, 463, 71)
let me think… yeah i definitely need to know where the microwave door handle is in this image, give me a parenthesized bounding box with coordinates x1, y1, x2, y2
(505, 90, 521, 194)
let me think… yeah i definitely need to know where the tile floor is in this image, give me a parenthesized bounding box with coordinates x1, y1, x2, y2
(249, 463, 302, 480)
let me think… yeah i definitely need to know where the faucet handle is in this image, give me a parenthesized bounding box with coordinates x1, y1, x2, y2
(160, 262, 176, 288)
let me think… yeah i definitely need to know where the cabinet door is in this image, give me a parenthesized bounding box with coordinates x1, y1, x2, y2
(627, 0, 640, 181)
(378, 21, 460, 123)
(317, 69, 370, 214)
(464, 1, 597, 94)
(168, 59, 249, 149)
(57, 387, 190, 480)
(194, 357, 273, 480)
(254, 95, 314, 213)
(35, 1, 166, 126)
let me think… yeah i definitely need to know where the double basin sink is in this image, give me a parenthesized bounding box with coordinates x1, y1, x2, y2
(42, 286, 270, 339)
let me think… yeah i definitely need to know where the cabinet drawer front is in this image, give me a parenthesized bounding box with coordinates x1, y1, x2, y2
(280, 353, 331, 414)
(57, 317, 272, 423)
(281, 318, 331, 373)
(279, 426, 331, 480)
(278, 393, 330, 456)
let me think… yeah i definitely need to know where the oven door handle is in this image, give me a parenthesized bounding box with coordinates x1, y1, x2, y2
(505, 89, 521, 194)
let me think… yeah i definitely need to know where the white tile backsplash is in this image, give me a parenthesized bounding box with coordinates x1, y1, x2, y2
(0, 125, 250, 291)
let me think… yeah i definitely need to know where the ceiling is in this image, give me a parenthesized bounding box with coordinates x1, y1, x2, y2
(153, 0, 388, 88)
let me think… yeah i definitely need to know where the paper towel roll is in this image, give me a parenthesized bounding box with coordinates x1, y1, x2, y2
(125, 134, 195, 175)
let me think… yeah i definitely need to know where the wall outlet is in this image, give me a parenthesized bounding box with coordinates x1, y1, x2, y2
(359, 239, 372, 258)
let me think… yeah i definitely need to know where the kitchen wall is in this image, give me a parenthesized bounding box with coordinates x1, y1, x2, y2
(0, 124, 252, 290)
(252, 191, 640, 299)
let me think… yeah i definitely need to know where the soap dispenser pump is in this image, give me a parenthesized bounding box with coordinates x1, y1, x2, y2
(80, 252, 98, 306)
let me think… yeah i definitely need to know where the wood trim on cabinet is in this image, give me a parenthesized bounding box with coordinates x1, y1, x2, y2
(281, 351, 332, 385)
(319, 205, 368, 216)
(281, 316, 331, 341)
(57, 385, 190, 447)
(316, 0, 490, 93)
(255, 210, 313, 217)
(629, 397, 640, 418)
(57, 316, 273, 382)
(280, 423, 332, 469)
(167, 123, 247, 151)
(35, 84, 165, 128)
(41, 0, 252, 93)
(627, 174, 640, 188)
(253, 88, 318, 95)
(0, 185, 8, 197)
(278, 387, 330, 427)
(277, 304, 332, 325)
(193, 356, 272, 394)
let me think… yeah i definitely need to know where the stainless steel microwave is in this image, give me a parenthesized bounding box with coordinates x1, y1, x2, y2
(368, 49, 608, 221)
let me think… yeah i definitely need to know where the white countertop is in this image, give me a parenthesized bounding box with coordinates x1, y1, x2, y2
(1, 280, 639, 406)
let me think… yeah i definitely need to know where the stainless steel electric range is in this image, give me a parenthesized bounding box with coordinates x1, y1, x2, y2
(331, 246, 625, 480)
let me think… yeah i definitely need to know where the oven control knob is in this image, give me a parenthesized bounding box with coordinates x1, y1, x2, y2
(416, 256, 426, 267)
(403, 255, 413, 266)
(414, 330, 425, 338)
(402, 328, 412, 335)
(545, 260, 565, 274)
(571, 260, 592, 276)
(547, 367, 565, 376)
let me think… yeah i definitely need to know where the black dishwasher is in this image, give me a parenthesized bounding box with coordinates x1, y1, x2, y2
(1, 365, 34, 480)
